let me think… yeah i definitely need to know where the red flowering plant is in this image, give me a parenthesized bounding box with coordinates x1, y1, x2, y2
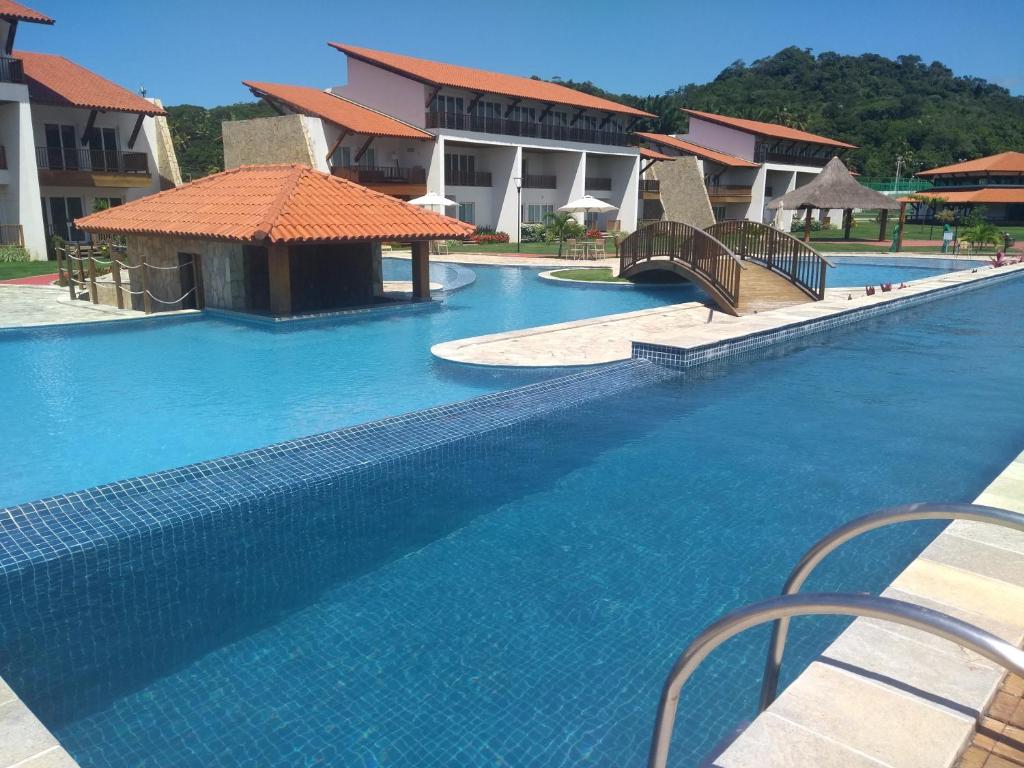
(586, 228, 602, 240)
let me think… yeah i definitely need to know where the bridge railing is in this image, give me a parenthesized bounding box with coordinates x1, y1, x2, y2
(619, 221, 744, 308)
(705, 220, 834, 300)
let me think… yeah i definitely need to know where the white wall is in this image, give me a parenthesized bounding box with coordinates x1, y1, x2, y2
(0, 91, 46, 259)
(684, 118, 756, 161)
(331, 59, 427, 128)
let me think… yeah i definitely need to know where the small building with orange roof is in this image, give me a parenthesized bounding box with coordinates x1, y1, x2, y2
(915, 151, 1024, 223)
(76, 164, 474, 317)
(0, 0, 180, 260)
(230, 43, 656, 241)
(637, 109, 856, 231)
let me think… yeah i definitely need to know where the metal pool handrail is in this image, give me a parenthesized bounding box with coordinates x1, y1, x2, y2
(648, 592, 1024, 768)
(758, 502, 1024, 712)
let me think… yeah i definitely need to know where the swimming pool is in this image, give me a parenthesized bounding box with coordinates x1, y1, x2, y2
(0, 258, 955, 508)
(2, 273, 1022, 767)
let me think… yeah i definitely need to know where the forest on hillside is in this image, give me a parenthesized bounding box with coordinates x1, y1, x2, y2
(166, 47, 1024, 180)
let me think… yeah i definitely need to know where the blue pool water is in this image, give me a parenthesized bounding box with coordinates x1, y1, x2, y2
(0, 259, 951, 508)
(1, 274, 1022, 767)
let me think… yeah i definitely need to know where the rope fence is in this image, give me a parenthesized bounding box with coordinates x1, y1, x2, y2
(54, 240, 204, 314)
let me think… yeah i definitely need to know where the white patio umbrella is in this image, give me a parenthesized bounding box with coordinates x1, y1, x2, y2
(408, 192, 457, 215)
(559, 195, 618, 215)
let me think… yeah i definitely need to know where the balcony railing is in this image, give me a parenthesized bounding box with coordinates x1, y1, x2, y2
(586, 177, 612, 190)
(36, 147, 150, 175)
(447, 169, 492, 187)
(706, 183, 753, 198)
(755, 145, 835, 168)
(426, 111, 633, 147)
(639, 179, 660, 193)
(0, 56, 24, 84)
(0, 223, 23, 246)
(331, 165, 426, 185)
(523, 174, 556, 189)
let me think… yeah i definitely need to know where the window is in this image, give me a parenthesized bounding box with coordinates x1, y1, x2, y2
(432, 94, 464, 113)
(360, 148, 376, 168)
(713, 205, 727, 222)
(92, 197, 123, 213)
(331, 145, 351, 168)
(445, 153, 476, 184)
(42, 196, 86, 242)
(44, 124, 78, 170)
(85, 127, 118, 171)
(457, 201, 475, 225)
(524, 204, 553, 223)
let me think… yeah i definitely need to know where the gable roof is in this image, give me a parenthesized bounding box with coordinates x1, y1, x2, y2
(639, 146, 675, 162)
(76, 164, 476, 244)
(18, 51, 164, 116)
(635, 131, 758, 168)
(0, 0, 53, 24)
(917, 151, 1024, 177)
(682, 109, 856, 149)
(244, 81, 433, 140)
(329, 43, 654, 119)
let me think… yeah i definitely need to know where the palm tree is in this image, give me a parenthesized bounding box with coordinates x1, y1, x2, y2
(960, 221, 1001, 252)
(544, 211, 577, 257)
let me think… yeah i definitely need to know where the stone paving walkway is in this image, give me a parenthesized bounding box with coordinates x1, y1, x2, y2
(0, 285, 146, 328)
(957, 672, 1024, 767)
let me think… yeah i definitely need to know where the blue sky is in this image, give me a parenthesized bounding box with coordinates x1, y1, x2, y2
(21, 0, 1024, 107)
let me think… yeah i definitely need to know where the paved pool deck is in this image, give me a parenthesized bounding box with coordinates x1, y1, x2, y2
(0, 285, 147, 328)
(713, 448, 1024, 768)
(432, 263, 1012, 368)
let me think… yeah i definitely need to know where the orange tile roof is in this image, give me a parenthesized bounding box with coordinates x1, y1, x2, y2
(904, 188, 1024, 205)
(917, 151, 1024, 177)
(0, 0, 51, 23)
(639, 146, 675, 162)
(244, 81, 433, 140)
(682, 109, 856, 149)
(635, 132, 759, 168)
(18, 51, 165, 116)
(76, 164, 476, 243)
(329, 43, 654, 119)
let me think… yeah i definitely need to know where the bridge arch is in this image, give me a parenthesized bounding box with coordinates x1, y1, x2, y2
(618, 221, 745, 315)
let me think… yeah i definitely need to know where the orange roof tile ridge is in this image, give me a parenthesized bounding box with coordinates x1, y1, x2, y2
(255, 164, 308, 242)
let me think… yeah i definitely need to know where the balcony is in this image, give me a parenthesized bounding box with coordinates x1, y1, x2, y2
(447, 169, 492, 187)
(332, 165, 426, 185)
(0, 56, 24, 84)
(586, 177, 612, 190)
(37, 147, 150, 176)
(523, 174, 556, 189)
(639, 179, 660, 194)
(706, 183, 752, 204)
(426, 111, 633, 148)
(755, 144, 835, 168)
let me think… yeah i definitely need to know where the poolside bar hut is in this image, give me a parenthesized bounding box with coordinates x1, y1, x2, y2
(76, 164, 473, 316)
(768, 157, 901, 243)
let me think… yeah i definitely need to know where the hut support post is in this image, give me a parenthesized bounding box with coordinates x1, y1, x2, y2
(803, 208, 812, 243)
(878, 210, 889, 242)
(843, 208, 853, 240)
(268, 244, 292, 316)
(411, 241, 431, 300)
(896, 202, 907, 253)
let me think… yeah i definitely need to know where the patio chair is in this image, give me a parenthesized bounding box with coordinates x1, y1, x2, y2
(564, 239, 582, 259)
(431, 240, 450, 256)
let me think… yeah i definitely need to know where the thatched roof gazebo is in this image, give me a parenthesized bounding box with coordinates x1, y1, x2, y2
(768, 157, 902, 244)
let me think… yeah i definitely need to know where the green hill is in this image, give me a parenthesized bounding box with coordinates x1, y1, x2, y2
(166, 48, 1024, 180)
(552, 47, 1024, 176)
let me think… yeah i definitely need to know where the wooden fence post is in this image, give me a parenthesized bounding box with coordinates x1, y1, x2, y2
(140, 261, 152, 314)
(76, 245, 86, 285)
(111, 255, 124, 309)
(87, 253, 98, 304)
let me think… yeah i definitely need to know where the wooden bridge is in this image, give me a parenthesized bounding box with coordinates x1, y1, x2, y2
(618, 220, 834, 315)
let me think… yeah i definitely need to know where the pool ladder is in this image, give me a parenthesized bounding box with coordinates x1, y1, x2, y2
(648, 503, 1024, 768)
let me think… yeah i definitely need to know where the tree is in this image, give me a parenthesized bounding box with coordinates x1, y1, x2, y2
(543, 211, 580, 257)
(960, 221, 1001, 252)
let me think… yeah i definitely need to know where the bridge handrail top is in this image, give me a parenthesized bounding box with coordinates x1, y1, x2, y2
(627, 221, 747, 270)
(711, 220, 836, 268)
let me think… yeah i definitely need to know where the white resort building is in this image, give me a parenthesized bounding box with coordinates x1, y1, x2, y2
(227, 44, 655, 240)
(0, 0, 180, 260)
(638, 109, 856, 229)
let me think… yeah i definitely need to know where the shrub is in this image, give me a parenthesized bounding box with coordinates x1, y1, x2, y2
(521, 223, 547, 243)
(789, 217, 834, 233)
(472, 232, 510, 245)
(586, 228, 602, 239)
(0, 245, 29, 262)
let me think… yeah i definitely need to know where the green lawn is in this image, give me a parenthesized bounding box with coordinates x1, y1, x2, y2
(447, 240, 616, 256)
(550, 267, 628, 283)
(810, 220, 1024, 244)
(0, 260, 57, 281)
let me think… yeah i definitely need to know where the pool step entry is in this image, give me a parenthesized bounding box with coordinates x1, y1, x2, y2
(649, 502, 1024, 768)
(619, 220, 833, 316)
